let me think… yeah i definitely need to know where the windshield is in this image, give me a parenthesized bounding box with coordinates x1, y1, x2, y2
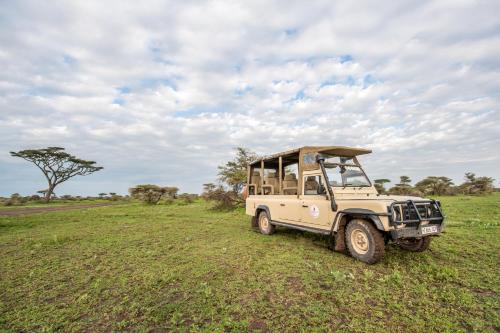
(324, 163, 371, 187)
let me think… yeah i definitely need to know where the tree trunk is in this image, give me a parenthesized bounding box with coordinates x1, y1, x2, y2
(45, 184, 55, 203)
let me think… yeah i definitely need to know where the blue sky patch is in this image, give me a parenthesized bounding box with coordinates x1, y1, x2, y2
(117, 86, 131, 94)
(62, 54, 77, 65)
(112, 97, 125, 106)
(340, 54, 353, 63)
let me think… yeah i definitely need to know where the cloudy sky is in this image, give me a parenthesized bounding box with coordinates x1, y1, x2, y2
(1, 0, 499, 196)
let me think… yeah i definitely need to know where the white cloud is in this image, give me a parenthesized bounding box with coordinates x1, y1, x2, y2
(1, 0, 499, 195)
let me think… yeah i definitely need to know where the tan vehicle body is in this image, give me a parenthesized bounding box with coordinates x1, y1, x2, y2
(245, 146, 445, 264)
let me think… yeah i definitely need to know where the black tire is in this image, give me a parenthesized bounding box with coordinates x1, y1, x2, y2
(258, 211, 275, 235)
(397, 237, 432, 252)
(345, 219, 385, 264)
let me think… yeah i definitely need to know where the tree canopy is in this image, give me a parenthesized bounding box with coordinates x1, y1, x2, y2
(415, 176, 454, 195)
(217, 147, 258, 193)
(129, 184, 167, 204)
(10, 147, 103, 202)
(373, 179, 391, 194)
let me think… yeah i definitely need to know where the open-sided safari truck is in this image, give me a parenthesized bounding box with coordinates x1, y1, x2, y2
(245, 146, 445, 264)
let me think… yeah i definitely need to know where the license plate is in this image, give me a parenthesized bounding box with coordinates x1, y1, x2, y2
(421, 225, 438, 235)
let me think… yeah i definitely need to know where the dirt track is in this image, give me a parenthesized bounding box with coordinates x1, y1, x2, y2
(0, 203, 117, 216)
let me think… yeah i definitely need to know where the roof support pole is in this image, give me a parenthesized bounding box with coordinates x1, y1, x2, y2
(260, 160, 264, 195)
(278, 156, 282, 195)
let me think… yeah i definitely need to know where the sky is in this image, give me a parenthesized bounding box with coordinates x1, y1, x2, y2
(1, 0, 499, 196)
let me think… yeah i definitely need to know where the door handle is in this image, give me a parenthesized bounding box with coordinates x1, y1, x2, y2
(280, 203, 285, 206)
(302, 205, 308, 207)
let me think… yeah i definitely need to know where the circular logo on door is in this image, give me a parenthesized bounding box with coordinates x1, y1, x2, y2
(309, 205, 320, 219)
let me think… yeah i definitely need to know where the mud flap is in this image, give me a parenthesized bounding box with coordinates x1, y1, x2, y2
(250, 216, 259, 229)
(333, 224, 347, 253)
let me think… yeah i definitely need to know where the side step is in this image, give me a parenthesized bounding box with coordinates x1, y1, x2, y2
(270, 220, 331, 235)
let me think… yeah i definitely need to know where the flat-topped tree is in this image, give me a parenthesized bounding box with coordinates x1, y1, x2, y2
(10, 147, 103, 202)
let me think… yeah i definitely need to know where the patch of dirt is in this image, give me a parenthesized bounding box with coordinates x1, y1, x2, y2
(472, 288, 497, 297)
(248, 319, 268, 332)
(0, 203, 117, 216)
(286, 276, 304, 292)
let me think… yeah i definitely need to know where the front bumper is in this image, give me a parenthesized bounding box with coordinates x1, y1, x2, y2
(388, 199, 445, 239)
(390, 223, 444, 239)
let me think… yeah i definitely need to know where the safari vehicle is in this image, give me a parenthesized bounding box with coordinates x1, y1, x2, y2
(245, 146, 445, 264)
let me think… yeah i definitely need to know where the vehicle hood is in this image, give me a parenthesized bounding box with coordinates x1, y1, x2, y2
(335, 192, 426, 202)
(380, 195, 427, 202)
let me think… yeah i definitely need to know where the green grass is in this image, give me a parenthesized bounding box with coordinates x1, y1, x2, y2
(1, 195, 499, 332)
(0, 199, 116, 210)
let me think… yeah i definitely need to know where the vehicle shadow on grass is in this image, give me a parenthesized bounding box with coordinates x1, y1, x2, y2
(271, 227, 332, 249)
(265, 226, 435, 266)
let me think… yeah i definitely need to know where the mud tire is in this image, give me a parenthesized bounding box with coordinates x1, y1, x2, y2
(397, 237, 432, 252)
(258, 211, 275, 235)
(345, 219, 385, 264)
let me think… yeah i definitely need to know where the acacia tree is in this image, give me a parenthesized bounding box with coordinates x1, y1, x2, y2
(10, 147, 103, 202)
(217, 147, 258, 193)
(374, 179, 391, 194)
(415, 176, 454, 195)
(460, 172, 495, 194)
(129, 184, 167, 204)
(389, 176, 413, 195)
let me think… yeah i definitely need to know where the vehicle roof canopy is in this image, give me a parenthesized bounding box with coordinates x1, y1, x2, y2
(249, 146, 372, 167)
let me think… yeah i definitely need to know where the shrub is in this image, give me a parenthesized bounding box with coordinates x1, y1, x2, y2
(4, 193, 27, 206)
(109, 193, 121, 201)
(29, 195, 42, 201)
(203, 186, 241, 210)
(178, 193, 198, 204)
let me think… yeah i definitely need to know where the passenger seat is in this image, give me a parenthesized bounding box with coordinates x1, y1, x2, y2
(304, 176, 319, 194)
(283, 173, 298, 195)
(263, 172, 279, 195)
(249, 171, 261, 195)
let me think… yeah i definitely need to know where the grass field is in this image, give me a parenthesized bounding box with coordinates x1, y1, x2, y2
(0, 199, 117, 210)
(1, 194, 499, 332)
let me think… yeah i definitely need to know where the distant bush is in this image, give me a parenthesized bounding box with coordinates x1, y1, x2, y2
(178, 193, 198, 204)
(4, 193, 28, 206)
(202, 186, 241, 210)
(109, 193, 122, 201)
(29, 195, 42, 201)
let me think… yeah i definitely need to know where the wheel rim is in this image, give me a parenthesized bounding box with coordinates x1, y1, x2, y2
(260, 216, 269, 229)
(350, 228, 369, 254)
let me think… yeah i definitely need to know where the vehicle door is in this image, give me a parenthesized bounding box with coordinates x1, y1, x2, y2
(299, 175, 334, 227)
(275, 194, 302, 223)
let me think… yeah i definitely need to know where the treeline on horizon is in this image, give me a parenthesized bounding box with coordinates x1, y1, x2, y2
(374, 172, 496, 197)
(3, 146, 496, 208)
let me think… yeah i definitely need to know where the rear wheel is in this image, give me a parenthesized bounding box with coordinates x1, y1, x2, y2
(345, 219, 385, 264)
(258, 211, 275, 235)
(397, 237, 432, 252)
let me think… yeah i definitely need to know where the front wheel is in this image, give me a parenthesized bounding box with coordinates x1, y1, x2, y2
(396, 237, 432, 252)
(345, 219, 385, 264)
(258, 211, 275, 235)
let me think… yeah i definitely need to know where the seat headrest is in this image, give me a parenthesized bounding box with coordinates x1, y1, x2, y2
(284, 173, 296, 180)
(306, 176, 316, 181)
